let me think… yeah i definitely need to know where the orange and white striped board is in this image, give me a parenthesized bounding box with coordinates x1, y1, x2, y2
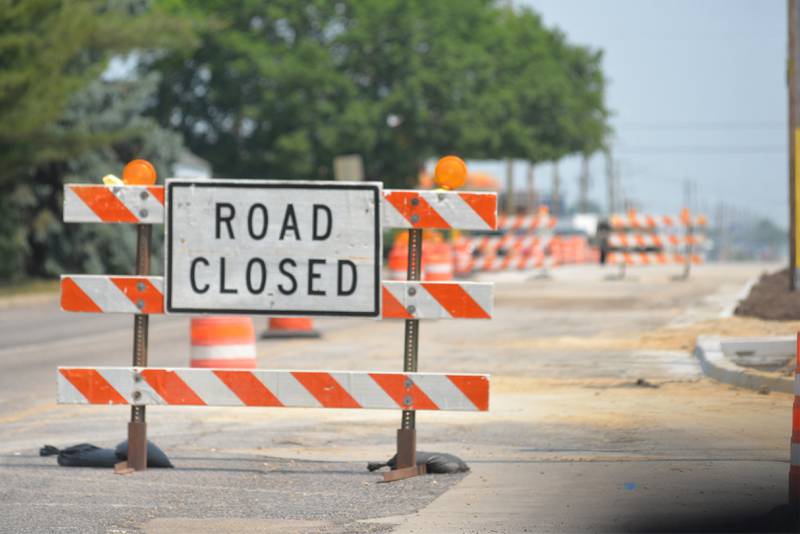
(608, 232, 705, 249)
(64, 184, 497, 231)
(606, 252, 703, 266)
(60, 275, 494, 320)
(459, 231, 554, 274)
(609, 213, 707, 230)
(63, 184, 165, 224)
(382, 190, 497, 230)
(497, 212, 556, 231)
(382, 281, 492, 319)
(61, 275, 164, 314)
(57, 367, 490, 412)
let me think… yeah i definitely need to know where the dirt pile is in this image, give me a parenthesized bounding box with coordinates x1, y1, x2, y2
(735, 268, 800, 320)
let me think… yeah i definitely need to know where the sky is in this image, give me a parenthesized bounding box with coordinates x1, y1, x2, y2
(463, 0, 787, 227)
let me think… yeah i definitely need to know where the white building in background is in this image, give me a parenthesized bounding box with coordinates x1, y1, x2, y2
(172, 151, 211, 180)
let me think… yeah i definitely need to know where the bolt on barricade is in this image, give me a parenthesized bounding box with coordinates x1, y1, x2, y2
(603, 208, 708, 280)
(59, 157, 496, 480)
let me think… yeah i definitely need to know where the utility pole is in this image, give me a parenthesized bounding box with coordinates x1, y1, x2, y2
(683, 179, 691, 212)
(506, 158, 515, 214)
(578, 153, 590, 213)
(551, 160, 561, 216)
(526, 162, 536, 213)
(789, 0, 800, 289)
(605, 149, 616, 215)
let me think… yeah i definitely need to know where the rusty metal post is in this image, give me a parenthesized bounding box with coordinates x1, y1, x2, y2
(127, 223, 151, 471)
(682, 218, 693, 281)
(384, 227, 427, 481)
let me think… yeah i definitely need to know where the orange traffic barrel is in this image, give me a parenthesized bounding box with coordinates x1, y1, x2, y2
(190, 316, 257, 368)
(388, 244, 408, 280)
(424, 241, 454, 281)
(262, 317, 321, 339)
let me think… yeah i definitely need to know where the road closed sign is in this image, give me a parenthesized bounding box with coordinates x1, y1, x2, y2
(166, 180, 382, 316)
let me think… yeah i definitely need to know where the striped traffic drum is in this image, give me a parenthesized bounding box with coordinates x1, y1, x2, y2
(190, 316, 257, 368)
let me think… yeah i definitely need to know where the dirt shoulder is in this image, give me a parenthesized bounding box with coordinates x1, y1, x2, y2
(735, 268, 800, 320)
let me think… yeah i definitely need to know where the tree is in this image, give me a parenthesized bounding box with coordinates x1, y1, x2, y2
(150, 1, 609, 187)
(0, 0, 192, 281)
(0, 0, 190, 185)
(335, 0, 501, 186)
(30, 74, 183, 279)
(151, 0, 369, 181)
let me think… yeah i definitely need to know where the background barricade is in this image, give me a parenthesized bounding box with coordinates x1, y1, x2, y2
(605, 209, 708, 277)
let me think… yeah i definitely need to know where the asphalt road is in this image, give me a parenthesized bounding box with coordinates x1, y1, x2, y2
(0, 263, 794, 533)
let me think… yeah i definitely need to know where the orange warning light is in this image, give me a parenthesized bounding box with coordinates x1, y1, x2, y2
(434, 156, 467, 190)
(122, 159, 157, 185)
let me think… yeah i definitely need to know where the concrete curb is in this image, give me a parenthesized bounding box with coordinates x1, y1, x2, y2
(695, 335, 794, 394)
(719, 273, 761, 318)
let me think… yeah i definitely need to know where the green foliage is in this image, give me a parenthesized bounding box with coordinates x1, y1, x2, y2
(0, 0, 192, 185)
(150, 1, 609, 186)
(0, 1, 191, 282)
(151, 0, 364, 180)
(9, 74, 181, 280)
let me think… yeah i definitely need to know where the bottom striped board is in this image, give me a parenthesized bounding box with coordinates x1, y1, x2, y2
(58, 367, 490, 412)
(607, 252, 703, 266)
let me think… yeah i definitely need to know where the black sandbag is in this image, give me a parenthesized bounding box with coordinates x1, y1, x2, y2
(367, 451, 469, 474)
(40, 443, 119, 468)
(115, 440, 173, 468)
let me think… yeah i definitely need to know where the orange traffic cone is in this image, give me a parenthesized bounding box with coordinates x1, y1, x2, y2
(190, 316, 257, 368)
(261, 317, 321, 339)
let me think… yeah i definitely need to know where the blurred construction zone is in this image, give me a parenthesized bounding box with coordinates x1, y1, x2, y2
(385, 169, 713, 282)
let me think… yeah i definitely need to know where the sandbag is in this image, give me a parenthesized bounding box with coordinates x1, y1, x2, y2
(115, 440, 174, 468)
(368, 451, 469, 474)
(40, 443, 119, 468)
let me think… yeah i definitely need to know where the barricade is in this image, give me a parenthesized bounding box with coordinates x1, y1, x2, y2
(58, 156, 496, 480)
(455, 206, 556, 276)
(605, 208, 707, 279)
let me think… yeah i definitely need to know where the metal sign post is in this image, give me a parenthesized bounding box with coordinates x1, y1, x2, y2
(128, 223, 151, 471)
(681, 219, 693, 281)
(385, 228, 427, 482)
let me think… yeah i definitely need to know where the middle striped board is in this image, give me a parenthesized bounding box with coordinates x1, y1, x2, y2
(58, 367, 490, 411)
(60, 275, 493, 319)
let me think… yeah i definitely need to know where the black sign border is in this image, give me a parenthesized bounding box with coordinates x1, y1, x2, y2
(166, 180, 382, 317)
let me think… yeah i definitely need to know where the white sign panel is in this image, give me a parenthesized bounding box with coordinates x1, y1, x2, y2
(166, 179, 382, 316)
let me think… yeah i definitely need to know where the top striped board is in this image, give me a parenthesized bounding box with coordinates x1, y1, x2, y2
(609, 213, 707, 230)
(64, 184, 497, 231)
(496, 213, 556, 231)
